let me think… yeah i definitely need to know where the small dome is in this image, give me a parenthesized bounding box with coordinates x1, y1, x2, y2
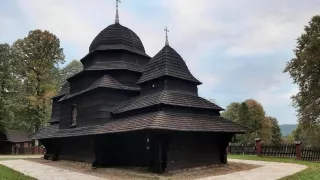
(89, 24, 146, 55)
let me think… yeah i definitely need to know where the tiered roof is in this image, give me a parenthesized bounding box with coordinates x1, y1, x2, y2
(59, 75, 140, 101)
(138, 45, 201, 84)
(112, 91, 223, 114)
(33, 111, 249, 139)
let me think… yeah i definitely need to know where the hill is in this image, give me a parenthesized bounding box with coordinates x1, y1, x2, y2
(280, 124, 297, 136)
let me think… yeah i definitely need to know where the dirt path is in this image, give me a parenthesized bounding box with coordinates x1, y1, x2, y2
(0, 159, 105, 180)
(0, 158, 307, 180)
(198, 159, 308, 180)
(0, 155, 43, 159)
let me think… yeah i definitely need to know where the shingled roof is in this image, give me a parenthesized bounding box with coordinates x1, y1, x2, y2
(59, 75, 140, 101)
(35, 111, 249, 139)
(89, 24, 148, 57)
(32, 124, 59, 140)
(112, 91, 223, 114)
(52, 82, 70, 99)
(1, 130, 31, 143)
(137, 45, 201, 85)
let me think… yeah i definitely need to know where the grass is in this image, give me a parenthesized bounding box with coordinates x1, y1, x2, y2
(229, 155, 320, 180)
(0, 165, 35, 180)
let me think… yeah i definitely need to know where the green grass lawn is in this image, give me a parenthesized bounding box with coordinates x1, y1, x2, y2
(229, 155, 320, 180)
(0, 165, 35, 180)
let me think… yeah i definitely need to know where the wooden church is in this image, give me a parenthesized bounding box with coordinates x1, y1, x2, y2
(34, 1, 249, 173)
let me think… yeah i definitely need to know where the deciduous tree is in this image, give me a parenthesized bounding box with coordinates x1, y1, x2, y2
(284, 15, 320, 125)
(221, 102, 241, 122)
(0, 44, 23, 132)
(12, 30, 65, 131)
(58, 59, 83, 87)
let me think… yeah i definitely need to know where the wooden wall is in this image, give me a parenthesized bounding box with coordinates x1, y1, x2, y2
(69, 71, 105, 94)
(50, 98, 60, 122)
(140, 77, 198, 96)
(58, 136, 95, 163)
(82, 50, 149, 70)
(59, 88, 138, 129)
(0, 142, 12, 154)
(166, 132, 225, 171)
(94, 132, 149, 167)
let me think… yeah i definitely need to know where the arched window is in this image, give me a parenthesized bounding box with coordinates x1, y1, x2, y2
(71, 105, 77, 127)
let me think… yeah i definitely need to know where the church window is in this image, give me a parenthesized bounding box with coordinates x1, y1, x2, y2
(71, 105, 77, 127)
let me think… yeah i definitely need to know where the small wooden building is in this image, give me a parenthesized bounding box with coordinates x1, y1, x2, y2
(0, 130, 32, 154)
(33, 5, 249, 173)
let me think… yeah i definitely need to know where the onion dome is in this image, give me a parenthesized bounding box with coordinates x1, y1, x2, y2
(89, 24, 147, 56)
(137, 45, 201, 85)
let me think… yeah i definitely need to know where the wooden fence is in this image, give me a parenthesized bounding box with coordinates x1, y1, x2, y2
(302, 146, 320, 162)
(13, 146, 45, 155)
(261, 143, 296, 158)
(228, 140, 320, 162)
(228, 144, 256, 155)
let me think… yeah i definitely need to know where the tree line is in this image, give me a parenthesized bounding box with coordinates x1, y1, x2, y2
(0, 30, 82, 132)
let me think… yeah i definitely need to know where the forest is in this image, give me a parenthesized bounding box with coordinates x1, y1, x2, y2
(0, 15, 319, 147)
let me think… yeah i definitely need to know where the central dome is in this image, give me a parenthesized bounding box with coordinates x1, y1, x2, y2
(89, 24, 146, 56)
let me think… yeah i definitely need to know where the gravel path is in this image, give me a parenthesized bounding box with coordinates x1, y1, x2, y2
(0, 160, 105, 180)
(0, 155, 43, 159)
(0, 159, 308, 180)
(197, 159, 308, 180)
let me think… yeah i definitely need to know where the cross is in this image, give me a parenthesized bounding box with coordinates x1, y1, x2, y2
(116, 0, 121, 8)
(115, 0, 121, 24)
(164, 27, 169, 45)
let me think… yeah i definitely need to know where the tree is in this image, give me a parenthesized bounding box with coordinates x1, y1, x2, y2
(223, 99, 273, 144)
(284, 15, 320, 125)
(58, 59, 83, 87)
(244, 99, 272, 143)
(12, 30, 65, 131)
(267, 116, 282, 144)
(236, 102, 252, 144)
(221, 102, 241, 122)
(293, 123, 320, 146)
(282, 134, 294, 143)
(0, 44, 23, 132)
(0, 44, 13, 132)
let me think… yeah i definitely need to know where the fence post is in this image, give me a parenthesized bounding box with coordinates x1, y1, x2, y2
(294, 141, 302, 160)
(255, 138, 262, 156)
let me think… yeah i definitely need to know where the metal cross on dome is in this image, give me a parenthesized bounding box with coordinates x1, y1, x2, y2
(164, 26, 169, 45)
(115, 0, 121, 24)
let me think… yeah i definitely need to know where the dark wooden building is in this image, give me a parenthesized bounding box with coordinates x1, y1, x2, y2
(0, 130, 32, 154)
(33, 6, 249, 173)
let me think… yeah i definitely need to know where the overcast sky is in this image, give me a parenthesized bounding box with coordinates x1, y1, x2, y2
(1, 0, 319, 124)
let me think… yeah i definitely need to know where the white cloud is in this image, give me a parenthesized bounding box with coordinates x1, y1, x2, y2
(16, 0, 116, 56)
